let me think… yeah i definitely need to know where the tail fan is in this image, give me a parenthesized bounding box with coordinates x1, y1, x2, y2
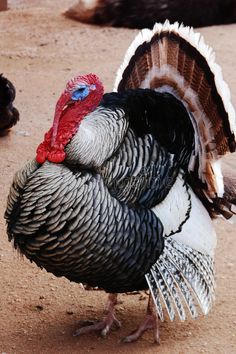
(114, 21, 236, 217)
(145, 238, 215, 321)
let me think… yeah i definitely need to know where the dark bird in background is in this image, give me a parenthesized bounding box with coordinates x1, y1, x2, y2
(0, 74, 19, 135)
(5, 22, 236, 343)
(64, 0, 236, 29)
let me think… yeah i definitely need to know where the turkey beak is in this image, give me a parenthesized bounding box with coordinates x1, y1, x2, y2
(51, 92, 71, 146)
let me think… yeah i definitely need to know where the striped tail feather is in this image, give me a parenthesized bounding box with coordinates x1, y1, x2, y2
(145, 238, 215, 321)
(114, 21, 236, 214)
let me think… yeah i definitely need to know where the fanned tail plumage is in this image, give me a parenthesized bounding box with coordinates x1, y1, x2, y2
(145, 239, 215, 321)
(114, 21, 236, 218)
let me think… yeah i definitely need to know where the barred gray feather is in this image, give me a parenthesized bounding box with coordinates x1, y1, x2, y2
(145, 239, 215, 321)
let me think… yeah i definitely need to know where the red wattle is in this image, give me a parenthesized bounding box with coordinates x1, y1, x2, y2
(47, 150, 66, 163)
(36, 151, 46, 164)
(36, 142, 48, 164)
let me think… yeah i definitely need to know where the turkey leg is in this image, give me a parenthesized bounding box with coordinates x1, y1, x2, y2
(74, 293, 121, 337)
(122, 294, 160, 344)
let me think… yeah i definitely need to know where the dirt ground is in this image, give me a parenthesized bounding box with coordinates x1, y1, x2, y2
(0, 1, 236, 353)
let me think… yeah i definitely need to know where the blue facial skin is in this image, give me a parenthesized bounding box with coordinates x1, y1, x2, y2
(71, 85, 90, 101)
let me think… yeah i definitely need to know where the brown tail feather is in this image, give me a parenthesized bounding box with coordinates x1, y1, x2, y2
(114, 22, 236, 215)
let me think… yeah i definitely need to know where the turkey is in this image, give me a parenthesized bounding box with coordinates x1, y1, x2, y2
(64, 0, 236, 29)
(0, 74, 19, 135)
(5, 21, 236, 343)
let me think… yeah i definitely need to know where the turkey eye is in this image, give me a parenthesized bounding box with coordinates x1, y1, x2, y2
(71, 85, 89, 101)
(76, 87, 85, 92)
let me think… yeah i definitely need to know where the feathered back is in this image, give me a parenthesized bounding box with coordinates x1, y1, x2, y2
(114, 21, 236, 206)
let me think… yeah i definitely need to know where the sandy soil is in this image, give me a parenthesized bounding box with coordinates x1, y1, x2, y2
(0, 1, 236, 353)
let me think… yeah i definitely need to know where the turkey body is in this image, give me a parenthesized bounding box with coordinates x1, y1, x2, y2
(6, 89, 188, 293)
(65, 0, 236, 29)
(0, 74, 19, 134)
(6, 87, 202, 293)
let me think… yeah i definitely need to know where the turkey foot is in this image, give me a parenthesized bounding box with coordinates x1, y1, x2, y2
(74, 293, 121, 338)
(122, 295, 160, 344)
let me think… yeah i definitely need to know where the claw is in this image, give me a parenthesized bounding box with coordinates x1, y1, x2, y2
(122, 295, 160, 344)
(74, 293, 121, 338)
(74, 293, 160, 343)
(74, 321, 105, 336)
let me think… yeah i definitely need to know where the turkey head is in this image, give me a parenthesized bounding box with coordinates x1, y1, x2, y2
(36, 73, 104, 164)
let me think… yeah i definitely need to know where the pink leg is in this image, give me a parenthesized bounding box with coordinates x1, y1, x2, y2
(122, 295, 160, 344)
(74, 293, 121, 338)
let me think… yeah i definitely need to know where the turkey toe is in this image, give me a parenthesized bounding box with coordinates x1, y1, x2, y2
(74, 293, 121, 337)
